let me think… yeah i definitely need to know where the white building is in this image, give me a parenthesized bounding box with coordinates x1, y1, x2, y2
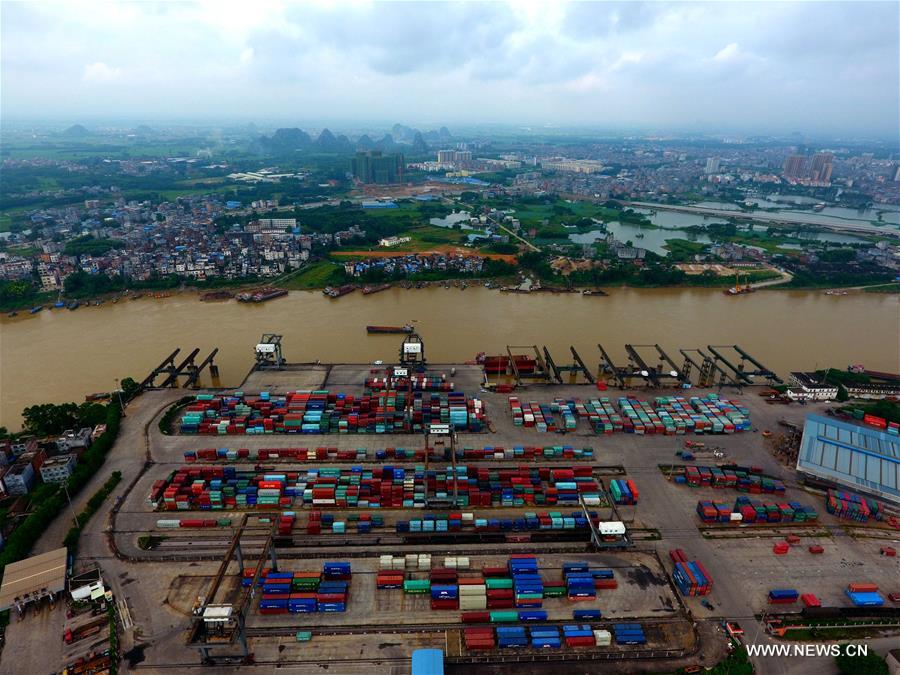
(787, 372, 838, 401)
(378, 236, 412, 248)
(2, 462, 35, 496)
(40, 454, 77, 483)
(57, 427, 93, 452)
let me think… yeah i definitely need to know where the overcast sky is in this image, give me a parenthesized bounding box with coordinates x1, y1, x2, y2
(2, 1, 898, 137)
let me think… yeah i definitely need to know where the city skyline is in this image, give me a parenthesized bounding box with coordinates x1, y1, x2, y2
(2, 1, 898, 137)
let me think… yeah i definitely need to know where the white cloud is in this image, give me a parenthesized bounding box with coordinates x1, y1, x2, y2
(713, 43, 740, 62)
(82, 62, 122, 83)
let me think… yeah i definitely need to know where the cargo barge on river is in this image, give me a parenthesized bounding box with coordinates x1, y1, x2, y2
(362, 283, 392, 295)
(324, 285, 357, 298)
(367, 324, 414, 335)
(236, 287, 288, 303)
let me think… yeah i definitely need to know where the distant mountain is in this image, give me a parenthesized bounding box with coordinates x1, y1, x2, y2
(391, 123, 416, 144)
(374, 134, 398, 152)
(62, 124, 91, 138)
(257, 127, 313, 154)
(314, 129, 352, 152)
(356, 134, 375, 151)
(412, 132, 429, 154)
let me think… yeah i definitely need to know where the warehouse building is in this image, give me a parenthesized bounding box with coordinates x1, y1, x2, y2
(796, 414, 900, 505)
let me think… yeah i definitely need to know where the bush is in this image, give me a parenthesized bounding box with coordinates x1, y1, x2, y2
(835, 646, 888, 675)
(159, 396, 194, 435)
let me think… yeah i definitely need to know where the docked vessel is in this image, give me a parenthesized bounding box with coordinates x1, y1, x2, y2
(30, 305, 43, 314)
(236, 287, 288, 303)
(323, 285, 356, 298)
(824, 289, 848, 296)
(362, 283, 391, 295)
(582, 289, 608, 296)
(366, 324, 414, 335)
(67, 300, 80, 310)
(200, 290, 235, 302)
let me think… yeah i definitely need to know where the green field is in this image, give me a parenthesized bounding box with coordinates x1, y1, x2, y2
(280, 261, 345, 289)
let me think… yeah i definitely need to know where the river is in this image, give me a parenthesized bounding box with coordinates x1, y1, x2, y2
(1, 287, 897, 429)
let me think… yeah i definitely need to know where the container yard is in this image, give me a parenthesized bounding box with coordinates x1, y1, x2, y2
(25, 360, 898, 675)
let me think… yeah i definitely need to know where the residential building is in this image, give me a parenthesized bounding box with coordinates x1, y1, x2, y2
(39, 454, 77, 484)
(57, 427, 93, 452)
(351, 151, 405, 184)
(782, 155, 806, 179)
(704, 157, 721, 174)
(809, 152, 834, 182)
(2, 462, 35, 496)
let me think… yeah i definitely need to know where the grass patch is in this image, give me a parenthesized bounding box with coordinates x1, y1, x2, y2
(158, 396, 194, 435)
(782, 625, 897, 641)
(863, 282, 900, 293)
(281, 260, 345, 289)
(138, 534, 167, 550)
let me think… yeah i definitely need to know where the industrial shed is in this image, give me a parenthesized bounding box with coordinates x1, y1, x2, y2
(0, 547, 68, 612)
(797, 414, 900, 505)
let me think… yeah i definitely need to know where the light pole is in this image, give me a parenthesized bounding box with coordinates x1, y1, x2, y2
(63, 483, 79, 528)
(115, 378, 126, 417)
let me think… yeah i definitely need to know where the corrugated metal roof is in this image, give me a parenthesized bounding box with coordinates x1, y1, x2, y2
(0, 547, 67, 610)
(797, 414, 899, 505)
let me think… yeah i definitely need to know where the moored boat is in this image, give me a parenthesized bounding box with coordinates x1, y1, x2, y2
(366, 324, 414, 334)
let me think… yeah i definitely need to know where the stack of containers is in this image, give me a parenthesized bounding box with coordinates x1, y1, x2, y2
(670, 550, 713, 597)
(826, 489, 883, 522)
(316, 562, 351, 612)
(845, 584, 884, 607)
(608, 479, 639, 505)
(563, 562, 596, 602)
(563, 624, 596, 647)
(767, 589, 799, 604)
(508, 555, 543, 609)
(464, 626, 495, 651)
(496, 626, 528, 649)
(614, 623, 646, 645)
(484, 566, 514, 609)
(430, 567, 459, 610)
(459, 575, 487, 611)
(530, 625, 561, 649)
(594, 628, 612, 646)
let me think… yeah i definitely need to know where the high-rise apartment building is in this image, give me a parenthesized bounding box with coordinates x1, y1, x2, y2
(782, 155, 807, 179)
(351, 151, 405, 184)
(705, 157, 721, 174)
(809, 152, 834, 182)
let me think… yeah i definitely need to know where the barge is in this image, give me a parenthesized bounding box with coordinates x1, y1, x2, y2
(236, 287, 288, 303)
(323, 284, 356, 298)
(200, 290, 236, 302)
(367, 324, 414, 335)
(362, 283, 392, 295)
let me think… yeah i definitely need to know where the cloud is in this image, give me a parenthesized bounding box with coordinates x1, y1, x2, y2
(0, 0, 896, 136)
(82, 62, 123, 83)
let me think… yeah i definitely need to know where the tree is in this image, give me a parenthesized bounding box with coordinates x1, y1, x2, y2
(120, 377, 140, 400)
(22, 402, 80, 436)
(835, 648, 888, 675)
(836, 384, 849, 402)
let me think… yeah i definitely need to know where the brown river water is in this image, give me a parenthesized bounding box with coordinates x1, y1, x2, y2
(1, 287, 897, 429)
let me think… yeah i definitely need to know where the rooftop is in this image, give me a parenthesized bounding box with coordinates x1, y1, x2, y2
(0, 547, 67, 610)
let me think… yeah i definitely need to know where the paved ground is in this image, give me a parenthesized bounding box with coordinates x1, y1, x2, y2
(4, 366, 898, 675)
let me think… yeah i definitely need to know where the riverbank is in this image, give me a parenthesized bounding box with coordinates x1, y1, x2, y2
(2, 286, 897, 430)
